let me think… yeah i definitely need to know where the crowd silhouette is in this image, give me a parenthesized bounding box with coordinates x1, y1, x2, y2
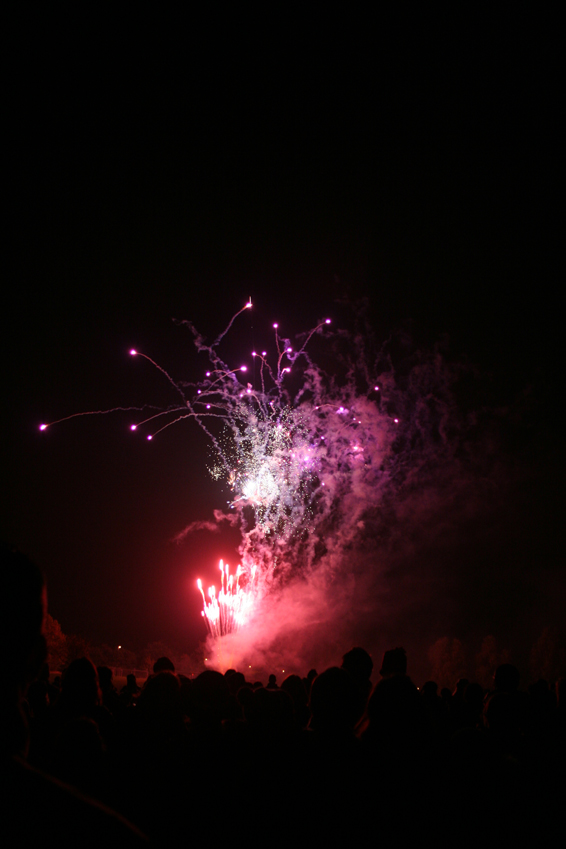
(1, 543, 564, 846)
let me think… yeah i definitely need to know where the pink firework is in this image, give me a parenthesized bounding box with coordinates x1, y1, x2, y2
(197, 560, 257, 637)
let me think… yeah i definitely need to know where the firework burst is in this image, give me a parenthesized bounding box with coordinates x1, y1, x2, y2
(40, 301, 404, 639)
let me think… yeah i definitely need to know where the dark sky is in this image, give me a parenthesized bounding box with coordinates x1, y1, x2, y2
(3, 8, 563, 673)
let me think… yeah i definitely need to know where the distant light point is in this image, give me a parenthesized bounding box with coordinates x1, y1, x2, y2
(147, 434, 153, 440)
(130, 424, 137, 431)
(130, 349, 137, 356)
(39, 424, 47, 431)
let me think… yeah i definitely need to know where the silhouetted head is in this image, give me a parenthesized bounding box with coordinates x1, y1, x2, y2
(97, 666, 113, 691)
(453, 678, 469, 697)
(421, 681, 438, 698)
(342, 647, 373, 683)
(60, 657, 101, 714)
(153, 656, 175, 674)
(189, 669, 231, 724)
(225, 670, 246, 695)
(379, 647, 407, 678)
(137, 669, 182, 725)
(310, 667, 360, 732)
(281, 674, 308, 707)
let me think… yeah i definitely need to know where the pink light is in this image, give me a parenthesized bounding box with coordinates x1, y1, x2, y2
(273, 323, 278, 329)
(39, 424, 47, 431)
(147, 434, 153, 440)
(394, 418, 399, 423)
(130, 349, 137, 356)
(325, 319, 331, 324)
(241, 365, 247, 372)
(262, 351, 267, 356)
(287, 347, 292, 353)
(374, 386, 379, 391)
(130, 424, 137, 431)
(252, 351, 257, 357)
(246, 300, 252, 308)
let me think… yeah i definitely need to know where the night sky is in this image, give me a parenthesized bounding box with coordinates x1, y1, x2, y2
(4, 8, 563, 678)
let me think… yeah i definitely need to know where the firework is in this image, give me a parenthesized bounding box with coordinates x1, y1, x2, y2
(197, 560, 257, 637)
(40, 300, 405, 639)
